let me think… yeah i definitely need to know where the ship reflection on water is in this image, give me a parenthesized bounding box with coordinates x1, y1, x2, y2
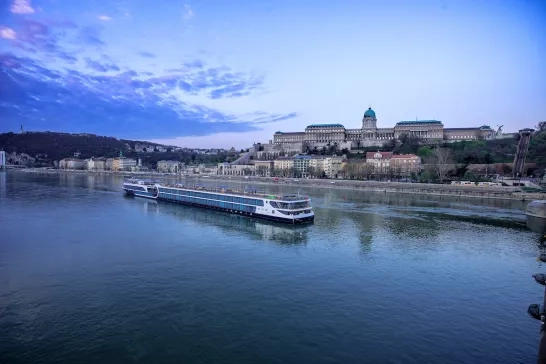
(139, 200, 310, 245)
(527, 215, 546, 236)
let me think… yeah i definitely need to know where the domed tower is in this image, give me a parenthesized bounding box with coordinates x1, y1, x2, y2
(360, 106, 378, 143)
(362, 107, 377, 129)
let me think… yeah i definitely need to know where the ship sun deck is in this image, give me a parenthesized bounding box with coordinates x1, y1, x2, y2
(159, 184, 311, 210)
(125, 179, 310, 204)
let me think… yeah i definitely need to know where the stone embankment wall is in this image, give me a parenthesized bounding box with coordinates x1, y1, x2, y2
(19, 168, 545, 201)
(194, 175, 544, 201)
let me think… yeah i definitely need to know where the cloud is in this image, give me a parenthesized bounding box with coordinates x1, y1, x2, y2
(78, 26, 105, 47)
(136, 67, 267, 100)
(20, 19, 49, 37)
(151, 130, 275, 149)
(0, 53, 297, 140)
(120, 69, 138, 77)
(0, 52, 23, 68)
(98, 15, 112, 21)
(10, 0, 35, 14)
(56, 51, 78, 63)
(84, 57, 120, 72)
(183, 59, 203, 69)
(209, 74, 264, 99)
(0, 27, 17, 40)
(13, 19, 63, 54)
(5, 19, 84, 64)
(183, 4, 194, 20)
(137, 51, 155, 58)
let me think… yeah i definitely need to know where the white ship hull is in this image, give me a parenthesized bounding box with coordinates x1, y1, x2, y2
(123, 181, 314, 224)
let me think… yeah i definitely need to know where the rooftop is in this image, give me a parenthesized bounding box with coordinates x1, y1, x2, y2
(364, 107, 376, 118)
(391, 154, 420, 159)
(445, 127, 484, 131)
(366, 151, 393, 159)
(396, 120, 443, 125)
(306, 124, 345, 128)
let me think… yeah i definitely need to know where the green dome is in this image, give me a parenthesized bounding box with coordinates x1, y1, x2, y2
(364, 107, 376, 118)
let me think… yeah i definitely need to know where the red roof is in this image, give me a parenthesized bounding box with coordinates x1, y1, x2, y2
(366, 151, 393, 159)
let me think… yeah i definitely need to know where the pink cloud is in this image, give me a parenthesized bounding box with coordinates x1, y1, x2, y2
(10, 0, 35, 14)
(0, 53, 22, 68)
(0, 27, 17, 40)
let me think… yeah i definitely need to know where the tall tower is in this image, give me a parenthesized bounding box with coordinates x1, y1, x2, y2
(361, 107, 378, 143)
(361, 107, 377, 129)
(513, 128, 534, 178)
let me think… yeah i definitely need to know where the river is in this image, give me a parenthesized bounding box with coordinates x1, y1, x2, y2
(0, 171, 543, 363)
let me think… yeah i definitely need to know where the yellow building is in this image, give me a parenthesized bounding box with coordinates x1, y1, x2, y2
(366, 152, 421, 176)
(309, 156, 344, 178)
(112, 158, 120, 171)
(273, 157, 294, 171)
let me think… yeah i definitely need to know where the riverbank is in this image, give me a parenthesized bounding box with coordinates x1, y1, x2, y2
(16, 168, 545, 201)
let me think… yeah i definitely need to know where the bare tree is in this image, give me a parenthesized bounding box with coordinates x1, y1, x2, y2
(361, 163, 374, 179)
(432, 147, 453, 183)
(342, 162, 358, 179)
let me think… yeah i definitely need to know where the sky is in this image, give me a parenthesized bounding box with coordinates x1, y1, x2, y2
(0, 0, 545, 149)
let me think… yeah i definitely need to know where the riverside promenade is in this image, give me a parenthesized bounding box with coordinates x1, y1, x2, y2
(19, 168, 545, 201)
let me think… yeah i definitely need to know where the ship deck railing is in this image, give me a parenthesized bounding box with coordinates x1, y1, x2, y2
(160, 183, 310, 201)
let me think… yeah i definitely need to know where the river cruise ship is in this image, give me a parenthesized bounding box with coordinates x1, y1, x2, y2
(122, 179, 314, 224)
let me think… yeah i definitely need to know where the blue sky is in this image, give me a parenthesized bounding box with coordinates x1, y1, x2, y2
(1, 0, 545, 148)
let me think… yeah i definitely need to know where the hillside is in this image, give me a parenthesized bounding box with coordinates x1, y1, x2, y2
(0, 132, 233, 167)
(335, 132, 545, 168)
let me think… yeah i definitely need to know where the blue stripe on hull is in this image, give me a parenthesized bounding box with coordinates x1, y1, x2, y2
(124, 189, 156, 199)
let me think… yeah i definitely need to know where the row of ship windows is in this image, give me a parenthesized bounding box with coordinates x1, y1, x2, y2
(278, 209, 312, 216)
(126, 186, 146, 191)
(270, 201, 309, 209)
(161, 188, 265, 206)
(159, 193, 257, 213)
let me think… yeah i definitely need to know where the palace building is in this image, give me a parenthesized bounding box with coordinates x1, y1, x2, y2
(273, 107, 495, 151)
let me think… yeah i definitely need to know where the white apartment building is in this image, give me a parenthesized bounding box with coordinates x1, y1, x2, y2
(87, 157, 106, 171)
(118, 157, 137, 171)
(157, 160, 184, 173)
(217, 163, 254, 176)
(273, 157, 294, 171)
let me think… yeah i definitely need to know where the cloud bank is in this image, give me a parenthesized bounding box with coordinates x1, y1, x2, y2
(0, 11, 298, 141)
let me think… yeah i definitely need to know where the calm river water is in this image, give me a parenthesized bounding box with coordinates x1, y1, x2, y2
(0, 171, 544, 364)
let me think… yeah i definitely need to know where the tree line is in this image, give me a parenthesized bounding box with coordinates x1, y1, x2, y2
(0, 132, 233, 167)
